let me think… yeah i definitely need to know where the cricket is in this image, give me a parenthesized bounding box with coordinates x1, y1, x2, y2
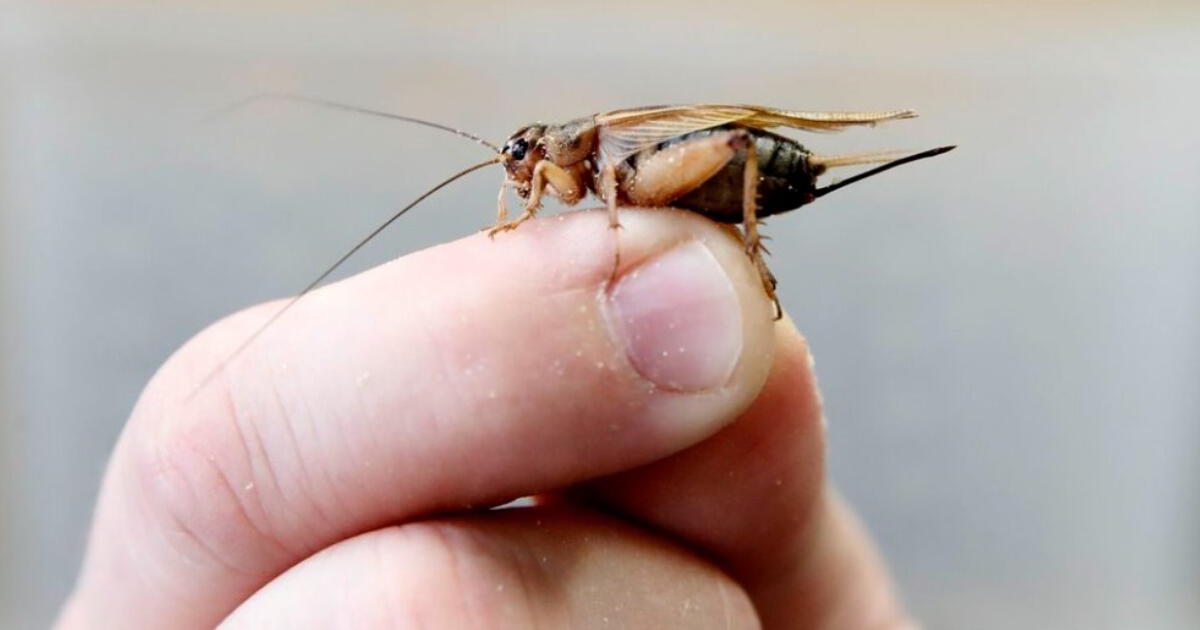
(200, 96, 954, 390)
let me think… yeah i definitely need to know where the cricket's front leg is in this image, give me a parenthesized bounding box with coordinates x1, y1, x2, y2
(488, 160, 584, 238)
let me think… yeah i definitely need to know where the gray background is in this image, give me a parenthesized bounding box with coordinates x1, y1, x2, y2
(2, 2, 1198, 628)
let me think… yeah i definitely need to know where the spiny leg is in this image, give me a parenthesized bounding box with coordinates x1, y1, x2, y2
(739, 133, 782, 319)
(616, 129, 778, 308)
(617, 129, 744, 283)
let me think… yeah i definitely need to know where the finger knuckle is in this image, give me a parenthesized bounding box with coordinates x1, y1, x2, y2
(123, 352, 293, 575)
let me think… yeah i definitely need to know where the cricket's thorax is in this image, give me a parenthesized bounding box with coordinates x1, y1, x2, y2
(613, 126, 819, 223)
(542, 117, 599, 165)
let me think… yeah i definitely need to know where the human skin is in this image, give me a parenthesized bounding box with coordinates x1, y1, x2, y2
(58, 208, 913, 629)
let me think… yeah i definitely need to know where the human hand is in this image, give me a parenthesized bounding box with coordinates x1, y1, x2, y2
(58, 208, 911, 629)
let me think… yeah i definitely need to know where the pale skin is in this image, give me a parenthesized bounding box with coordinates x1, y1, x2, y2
(59, 208, 914, 629)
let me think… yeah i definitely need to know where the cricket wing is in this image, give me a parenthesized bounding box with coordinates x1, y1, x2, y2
(596, 105, 917, 165)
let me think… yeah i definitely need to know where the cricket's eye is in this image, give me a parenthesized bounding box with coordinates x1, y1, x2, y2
(509, 138, 528, 161)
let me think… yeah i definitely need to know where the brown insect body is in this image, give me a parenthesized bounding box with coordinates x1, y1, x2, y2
(509, 122, 820, 223)
(498, 107, 927, 219)
(492, 105, 954, 314)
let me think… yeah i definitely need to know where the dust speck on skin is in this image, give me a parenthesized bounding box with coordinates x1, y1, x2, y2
(356, 371, 371, 387)
(496, 583, 505, 592)
(243, 481, 255, 492)
(574, 350, 584, 357)
(774, 478, 783, 487)
(594, 361, 606, 370)
(487, 389, 497, 399)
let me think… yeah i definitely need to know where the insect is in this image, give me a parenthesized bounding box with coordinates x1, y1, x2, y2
(490, 105, 953, 310)
(198, 96, 953, 391)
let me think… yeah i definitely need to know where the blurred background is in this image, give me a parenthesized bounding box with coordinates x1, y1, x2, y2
(2, 1, 1197, 628)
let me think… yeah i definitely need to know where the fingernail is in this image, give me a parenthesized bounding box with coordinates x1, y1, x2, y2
(608, 241, 743, 391)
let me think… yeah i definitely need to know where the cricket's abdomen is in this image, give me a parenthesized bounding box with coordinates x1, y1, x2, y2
(663, 127, 818, 223)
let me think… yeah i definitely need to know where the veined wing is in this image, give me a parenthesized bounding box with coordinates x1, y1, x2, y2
(596, 104, 916, 165)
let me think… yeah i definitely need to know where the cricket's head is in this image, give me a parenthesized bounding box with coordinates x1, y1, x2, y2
(500, 124, 547, 198)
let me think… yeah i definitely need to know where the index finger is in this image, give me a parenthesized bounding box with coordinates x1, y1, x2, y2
(59, 208, 777, 629)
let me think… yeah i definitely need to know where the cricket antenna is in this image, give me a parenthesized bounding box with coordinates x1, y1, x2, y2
(190, 156, 504, 397)
(813, 145, 956, 198)
(204, 93, 502, 154)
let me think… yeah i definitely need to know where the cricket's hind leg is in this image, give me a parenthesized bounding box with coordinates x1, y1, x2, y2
(618, 128, 782, 316)
(737, 139, 782, 319)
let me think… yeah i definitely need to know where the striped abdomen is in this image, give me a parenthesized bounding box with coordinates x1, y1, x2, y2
(648, 126, 818, 223)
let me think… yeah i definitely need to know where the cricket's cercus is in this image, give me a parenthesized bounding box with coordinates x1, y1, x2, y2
(198, 96, 954, 391)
